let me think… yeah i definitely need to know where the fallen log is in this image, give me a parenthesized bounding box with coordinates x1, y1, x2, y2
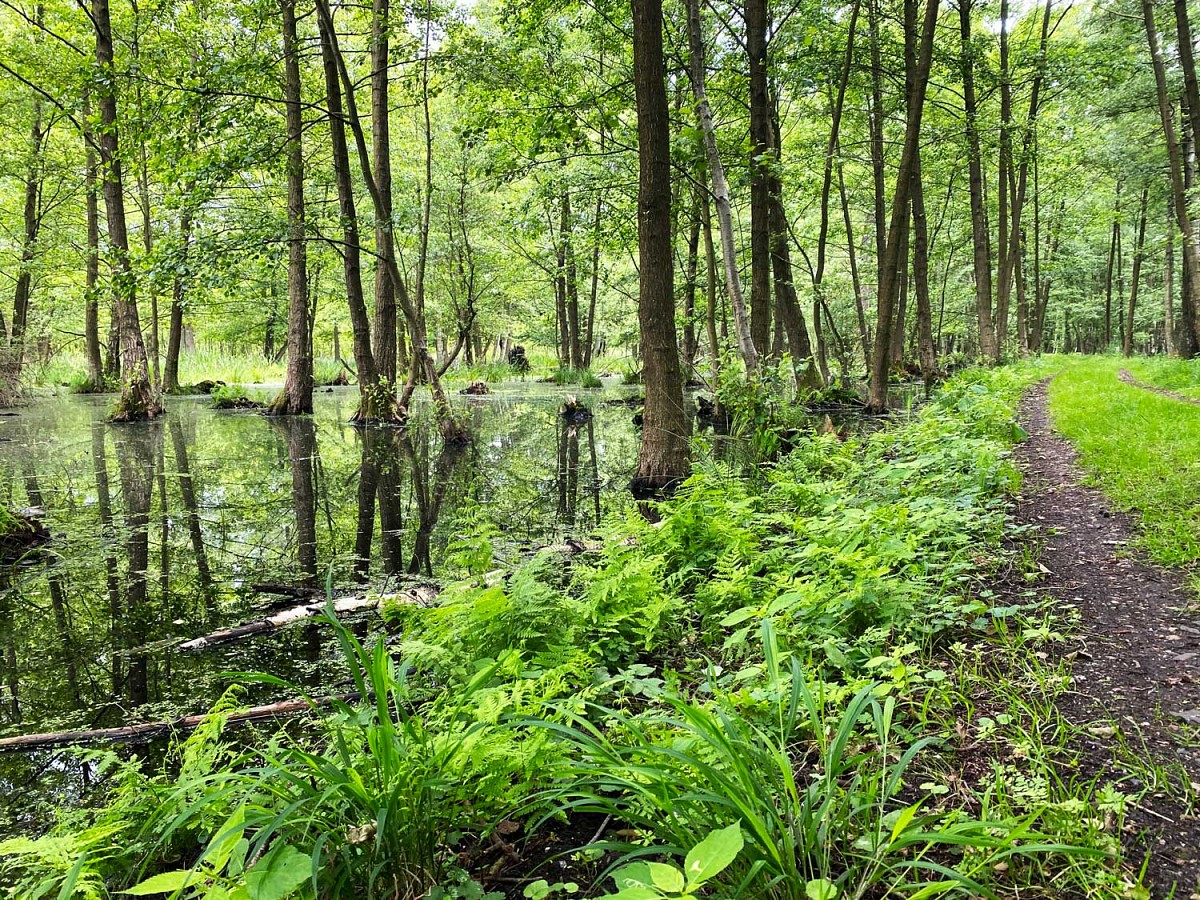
(178, 587, 438, 653)
(0, 692, 362, 753)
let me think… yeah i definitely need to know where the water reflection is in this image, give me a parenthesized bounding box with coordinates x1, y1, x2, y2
(0, 387, 641, 763)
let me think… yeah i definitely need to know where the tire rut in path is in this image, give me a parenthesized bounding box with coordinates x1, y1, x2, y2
(1009, 380, 1200, 898)
(1117, 367, 1200, 407)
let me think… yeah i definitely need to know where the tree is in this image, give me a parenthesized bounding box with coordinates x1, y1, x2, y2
(631, 0, 690, 497)
(265, 0, 313, 416)
(93, 0, 160, 421)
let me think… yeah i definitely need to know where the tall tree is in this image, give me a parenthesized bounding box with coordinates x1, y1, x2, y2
(266, 0, 313, 415)
(631, 0, 690, 497)
(93, 0, 161, 420)
(867, 0, 940, 410)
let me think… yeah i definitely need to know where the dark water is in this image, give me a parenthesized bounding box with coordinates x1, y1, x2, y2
(0, 383, 641, 834)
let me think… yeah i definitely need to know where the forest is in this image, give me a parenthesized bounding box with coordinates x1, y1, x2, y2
(1, 0, 1200, 895)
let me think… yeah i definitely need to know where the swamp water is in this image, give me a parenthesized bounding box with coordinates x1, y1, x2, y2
(0, 383, 642, 833)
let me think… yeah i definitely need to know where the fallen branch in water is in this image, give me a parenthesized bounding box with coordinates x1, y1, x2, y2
(178, 587, 438, 652)
(0, 692, 363, 753)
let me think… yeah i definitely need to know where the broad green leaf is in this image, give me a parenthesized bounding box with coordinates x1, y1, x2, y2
(805, 878, 838, 900)
(245, 844, 311, 900)
(121, 870, 195, 895)
(645, 862, 684, 893)
(684, 822, 743, 886)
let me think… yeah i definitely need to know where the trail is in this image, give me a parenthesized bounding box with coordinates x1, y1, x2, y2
(1010, 380, 1200, 896)
(1118, 367, 1200, 406)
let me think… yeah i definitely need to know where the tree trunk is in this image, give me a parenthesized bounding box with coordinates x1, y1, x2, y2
(163, 206, 192, 393)
(563, 192, 583, 369)
(267, 0, 313, 415)
(959, 0, 997, 362)
(682, 192, 701, 377)
(1105, 197, 1119, 349)
(371, 0, 397, 389)
(1167, 192, 1177, 355)
(94, 0, 160, 421)
(1125, 187, 1149, 356)
(685, 0, 758, 375)
(631, 0, 690, 497)
(317, 8, 389, 424)
(838, 161, 871, 370)
(84, 91, 104, 389)
(746, 0, 772, 357)
(866, 0, 938, 410)
(11, 97, 45, 359)
(1145, 0, 1200, 359)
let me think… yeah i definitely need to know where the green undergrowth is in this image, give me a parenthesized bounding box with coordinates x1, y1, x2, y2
(1123, 355, 1200, 400)
(1047, 355, 1200, 572)
(1, 362, 1148, 900)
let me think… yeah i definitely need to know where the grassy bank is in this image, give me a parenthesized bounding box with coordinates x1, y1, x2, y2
(1, 364, 1149, 899)
(1122, 356, 1200, 400)
(1047, 356, 1200, 573)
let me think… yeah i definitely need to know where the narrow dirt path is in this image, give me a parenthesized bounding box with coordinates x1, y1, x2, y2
(1010, 381, 1200, 898)
(1117, 367, 1200, 407)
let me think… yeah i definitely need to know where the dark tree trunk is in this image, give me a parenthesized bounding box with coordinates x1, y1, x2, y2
(11, 98, 45, 358)
(84, 91, 104, 389)
(163, 206, 192, 393)
(631, 0, 690, 496)
(267, 0, 314, 415)
(371, 0, 397, 389)
(1125, 187, 1149, 356)
(866, 0, 938, 410)
(1146, 0, 1200, 358)
(959, 0, 997, 361)
(317, 8, 390, 424)
(94, 0, 160, 420)
(746, 0, 772, 357)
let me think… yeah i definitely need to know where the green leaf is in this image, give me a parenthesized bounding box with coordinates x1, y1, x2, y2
(612, 863, 654, 890)
(683, 822, 743, 887)
(523, 880, 551, 900)
(121, 870, 195, 895)
(245, 844, 311, 900)
(604, 890, 658, 900)
(645, 862, 684, 893)
(805, 878, 838, 900)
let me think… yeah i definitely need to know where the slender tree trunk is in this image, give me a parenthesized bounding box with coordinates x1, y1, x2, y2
(631, 0, 690, 496)
(994, 0, 1012, 356)
(685, 0, 758, 375)
(1145, 0, 1200, 359)
(11, 99, 44, 358)
(867, 0, 886, 297)
(959, 0, 997, 361)
(1105, 196, 1119, 348)
(682, 193, 701, 377)
(1125, 187, 1149, 356)
(267, 0, 313, 415)
(317, 9, 388, 423)
(84, 91, 104, 389)
(747, 0, 773, 356)
(866, 0, 938, 410)
(94, 0, 160, 421)
(768, 99, 820, 389)
(1167, 192, 1177, 354)
(839, 160, 871, 369)
(563, 192, 583, 369)
(702, 187, 722, 390)
(371, 0, 397, 388)
(163, 206, 192, 393)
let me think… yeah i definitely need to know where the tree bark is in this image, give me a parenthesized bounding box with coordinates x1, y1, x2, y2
(317, 9, 390, 424)
(1124, 187, 1149, 356)
(1144, 0, 1200, 358)
(1166, 192, 1177, 354)
(370, 0, 397, 389)
(685, 0, 758, 375)
(94, 0, 160, 420)
(84, 90, 104, 389)
(163, 205, 192, 393)
(866, 0, 939, 410)
(747, 0, 773, 357)
(267, 0, 314, 415)
(959, 0, 997, 361)
(631, 0, 691, 497)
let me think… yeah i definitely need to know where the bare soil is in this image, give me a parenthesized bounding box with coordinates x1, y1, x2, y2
(1009, 380, 1200, 898)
